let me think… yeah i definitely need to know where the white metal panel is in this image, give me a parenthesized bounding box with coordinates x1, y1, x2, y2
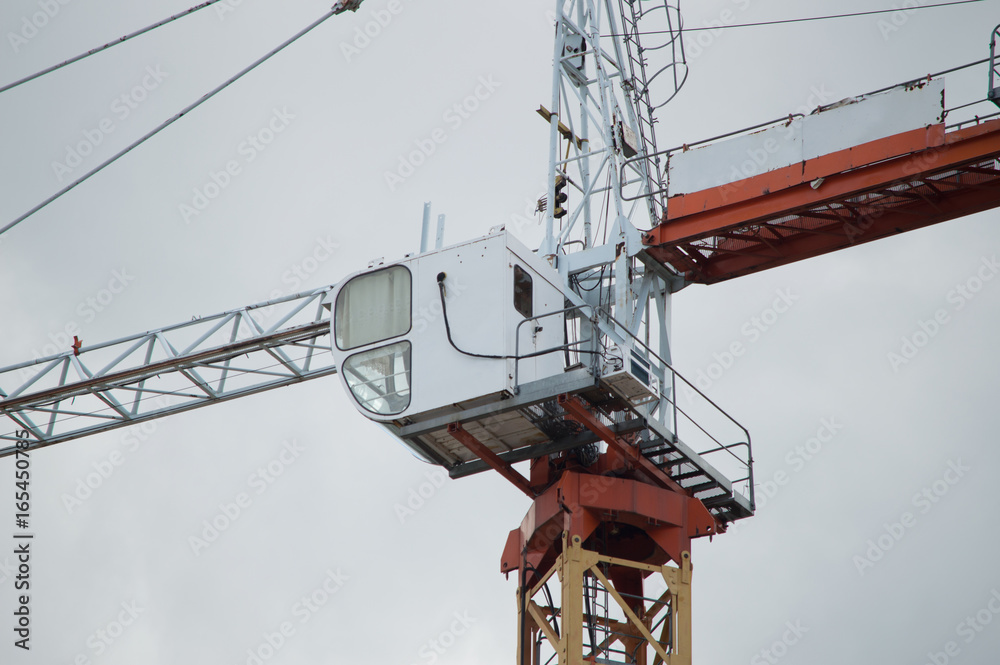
(667, 125, 803, 196)
(802, 78, 944, 159)
(406, 233, 509, 421)
(506, 233, 566, 391)
(666, 78, 946, 197)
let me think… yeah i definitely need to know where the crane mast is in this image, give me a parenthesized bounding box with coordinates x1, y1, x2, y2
(539, 0, 689, 410)
(512, 3, 723, 663)
(542, 0, 685, 256)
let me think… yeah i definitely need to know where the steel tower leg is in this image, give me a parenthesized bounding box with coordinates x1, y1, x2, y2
(515, 532, 692, 665)
(502, 461, 715, 665)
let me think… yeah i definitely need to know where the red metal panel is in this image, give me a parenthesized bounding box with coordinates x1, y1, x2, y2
(499, 470, 717, 582)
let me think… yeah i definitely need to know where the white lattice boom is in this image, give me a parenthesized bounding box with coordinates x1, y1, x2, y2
(0, 287, 337, 457)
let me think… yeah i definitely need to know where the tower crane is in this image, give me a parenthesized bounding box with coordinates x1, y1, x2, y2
(1, 2, 1000, 663)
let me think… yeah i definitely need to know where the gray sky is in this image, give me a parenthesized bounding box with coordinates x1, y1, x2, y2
(2, 1, 1000, 664)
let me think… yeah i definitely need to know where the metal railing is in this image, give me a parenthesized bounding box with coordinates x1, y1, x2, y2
(618, 112, 807, 203)
(595, 308, 754, 506)
(512, 304, 600, 393)
(621, 57, 999, 209)
(509, 301, 754, 509)
(989, 24, 1000, 106)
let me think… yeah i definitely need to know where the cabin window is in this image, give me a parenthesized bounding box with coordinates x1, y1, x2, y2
(343, 341, 412, 415)
(513, 265, 533, 318)
(335, 266, 411, 350)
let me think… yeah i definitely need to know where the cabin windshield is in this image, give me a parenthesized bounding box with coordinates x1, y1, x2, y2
(342, 342, 412, 415)
(335, 265, 411, 350)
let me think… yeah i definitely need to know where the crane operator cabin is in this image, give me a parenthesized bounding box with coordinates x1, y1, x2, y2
(329, 230, 577, 465)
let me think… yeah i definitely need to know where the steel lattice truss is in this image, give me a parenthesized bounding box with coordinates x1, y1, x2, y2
(543, 0, 671, 257)
(0, 287, 337, 457)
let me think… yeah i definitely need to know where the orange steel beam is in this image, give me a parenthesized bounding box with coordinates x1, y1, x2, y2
(644, 120, 1000, 284)
(662, 125, 946, 220)
(653, 122, 1000, 241)
(447, 423, 536, 499)
(557, 394, 687, 496)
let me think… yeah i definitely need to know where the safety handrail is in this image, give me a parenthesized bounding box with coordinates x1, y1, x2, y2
(511, 300, 755, 509)
(621, 58, 997, 208)
(618, 112, 806, 203)
(593, 307, 754, 507)
(987, 25, 999, 105)
(512, 304, 597, 394)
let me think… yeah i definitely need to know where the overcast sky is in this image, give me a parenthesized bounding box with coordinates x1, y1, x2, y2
(2, 1, 1000, 664)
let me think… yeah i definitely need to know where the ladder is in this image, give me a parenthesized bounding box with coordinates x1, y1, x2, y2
(616, 0, 687, 222)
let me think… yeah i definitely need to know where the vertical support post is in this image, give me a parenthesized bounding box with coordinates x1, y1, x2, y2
(543, 0, 567, 263)
(516, 585, 532, 665)
(654, 279, 675, 432)
(561, 533, 586, 665)
(577, 0, 593, 251)
(665, 551, 693, 665)
(436, 213, 446, 249)
(655, 278, 672, 366)
(420, 202, 432, 253)
(990, 25, 1000, 107)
